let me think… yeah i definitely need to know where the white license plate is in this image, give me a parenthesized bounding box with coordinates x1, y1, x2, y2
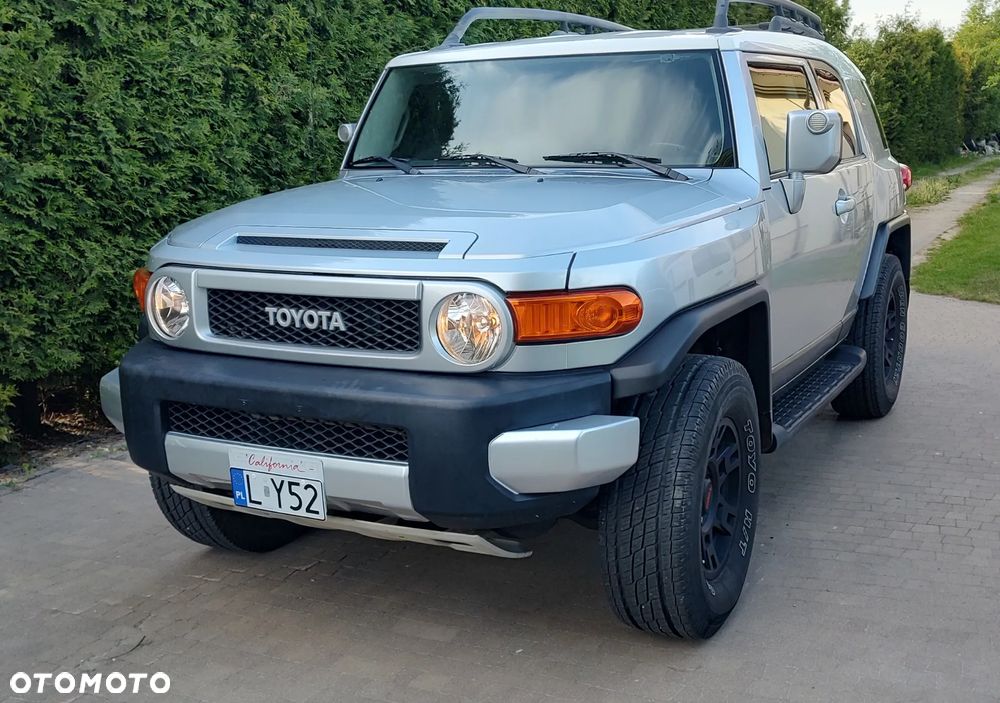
(229, 449, 326, 521)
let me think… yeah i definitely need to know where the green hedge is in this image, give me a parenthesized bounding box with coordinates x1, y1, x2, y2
(848, 18, 967, 164)
(0, 0, 859, 453)
(0, 0, 433, 450)
(954, 0, 1000, 140)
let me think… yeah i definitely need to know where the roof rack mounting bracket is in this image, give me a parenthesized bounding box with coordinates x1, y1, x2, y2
(440, 7, 633, 48)
(712, 0, 825, 40)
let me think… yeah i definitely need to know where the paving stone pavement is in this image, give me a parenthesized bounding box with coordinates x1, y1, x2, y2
(2, 291, 999, 703)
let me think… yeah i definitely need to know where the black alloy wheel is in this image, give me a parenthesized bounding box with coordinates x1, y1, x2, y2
(701, 419, 742, 579)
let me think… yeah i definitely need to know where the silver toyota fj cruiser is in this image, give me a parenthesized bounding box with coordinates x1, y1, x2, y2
(101, 0, 912, 639)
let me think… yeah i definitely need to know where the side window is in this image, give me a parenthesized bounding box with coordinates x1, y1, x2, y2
(857, 79, 890, 151)
(811, 63, 859, 159)
(748, 64, 817, 176)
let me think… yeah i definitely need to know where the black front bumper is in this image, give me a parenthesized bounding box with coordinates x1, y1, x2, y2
(120, 339, 612, 530)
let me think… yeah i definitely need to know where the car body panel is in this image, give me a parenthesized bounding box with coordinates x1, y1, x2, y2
(165, 170, 747, 260)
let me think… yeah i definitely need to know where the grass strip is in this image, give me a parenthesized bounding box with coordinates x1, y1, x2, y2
(912, 185, 1000, 304)
(907, 158, 1000, 207)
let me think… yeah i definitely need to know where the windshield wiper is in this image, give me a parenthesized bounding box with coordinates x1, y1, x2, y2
(431, 153, 538, 175)
(349, 155, 420, 175)
(542, 152, 689, 181)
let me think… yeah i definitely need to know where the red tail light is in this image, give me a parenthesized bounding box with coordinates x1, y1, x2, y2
(900, 164, 912, 191)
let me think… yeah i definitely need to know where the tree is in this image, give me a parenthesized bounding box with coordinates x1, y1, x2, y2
(954, 0, 1000, 139)
(803, 0, 853, 49)
(849, 15, 965, 163)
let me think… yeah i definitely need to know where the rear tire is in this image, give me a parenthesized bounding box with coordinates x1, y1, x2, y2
(150, 475, 305, 552)
(599, 355, 761, 639)
(833, 254, 908, 419)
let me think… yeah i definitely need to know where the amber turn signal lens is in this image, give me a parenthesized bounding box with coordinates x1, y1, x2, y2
(133, 268, 152, 311)
(507, 288, 643, 343)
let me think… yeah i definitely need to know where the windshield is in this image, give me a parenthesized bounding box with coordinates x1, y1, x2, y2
(349, 51, 735, 170)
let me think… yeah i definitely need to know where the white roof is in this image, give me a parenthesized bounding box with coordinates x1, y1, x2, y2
(387, 27, 845, 68)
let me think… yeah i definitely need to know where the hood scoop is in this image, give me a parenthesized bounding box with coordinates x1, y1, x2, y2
(235, 235, 447, 255)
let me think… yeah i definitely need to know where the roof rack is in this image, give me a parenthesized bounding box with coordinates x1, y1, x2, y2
(712, 0, 825, 40)
(440, 7, 633, 48)
(438, 2, 825, 51)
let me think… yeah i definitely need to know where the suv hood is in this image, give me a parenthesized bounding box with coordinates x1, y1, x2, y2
(167, 172, 753, 259)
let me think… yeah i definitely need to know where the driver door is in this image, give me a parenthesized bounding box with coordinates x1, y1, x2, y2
(748, 58, 855, 384)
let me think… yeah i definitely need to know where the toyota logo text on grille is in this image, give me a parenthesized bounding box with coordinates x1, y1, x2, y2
(264, 306, 347, 332)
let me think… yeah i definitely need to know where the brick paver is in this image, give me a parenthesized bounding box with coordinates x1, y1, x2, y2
(2, 292, 999, 702)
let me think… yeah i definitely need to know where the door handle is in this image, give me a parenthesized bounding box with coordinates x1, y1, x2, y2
(835, 195, 857, 217)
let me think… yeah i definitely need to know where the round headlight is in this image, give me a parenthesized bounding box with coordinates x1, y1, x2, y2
(149, 276, 190, 338)
(436, 293, 505, 366)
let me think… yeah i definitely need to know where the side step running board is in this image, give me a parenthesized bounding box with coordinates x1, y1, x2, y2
(173, 486, 533, 559)
(771, 345, 867, 449)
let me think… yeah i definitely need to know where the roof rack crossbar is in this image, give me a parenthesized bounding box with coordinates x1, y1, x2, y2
(713, 0, 825, 39)
(440, 7, 633, 48)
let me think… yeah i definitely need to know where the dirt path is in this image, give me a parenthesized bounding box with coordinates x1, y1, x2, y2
(937, 156, 1000, 177)
(910, 168, 1000, 264)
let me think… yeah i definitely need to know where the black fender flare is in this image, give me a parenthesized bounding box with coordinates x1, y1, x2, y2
(610, 284, 772, 441)
(861, 214, 911, 299)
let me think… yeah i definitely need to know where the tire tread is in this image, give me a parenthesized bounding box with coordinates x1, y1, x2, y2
(833, 254, 906, 419)
(600, 355, 754, 639)
(150, 475, 303, 552)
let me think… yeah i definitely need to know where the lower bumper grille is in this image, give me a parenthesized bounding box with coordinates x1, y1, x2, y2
(166, 402, 409, 463)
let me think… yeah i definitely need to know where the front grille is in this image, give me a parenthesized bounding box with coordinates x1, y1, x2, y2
(207, 289, 420, 352)
(166, 402, 409, 463)
(236, 236, 446, 253)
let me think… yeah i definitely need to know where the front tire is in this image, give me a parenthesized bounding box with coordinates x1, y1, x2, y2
(599, 356, 761, 639)
(150, 475, 305, 552)
(833, 254, 908, 419)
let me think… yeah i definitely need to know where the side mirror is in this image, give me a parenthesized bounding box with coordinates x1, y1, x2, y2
(782, 109, 843, 214)
(338, 122, 357, 144)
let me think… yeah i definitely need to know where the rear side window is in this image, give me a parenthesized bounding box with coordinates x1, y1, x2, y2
(811, 63, 859, 159)
(854, 78, 891, 152)
(748, 64, 817, 176)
